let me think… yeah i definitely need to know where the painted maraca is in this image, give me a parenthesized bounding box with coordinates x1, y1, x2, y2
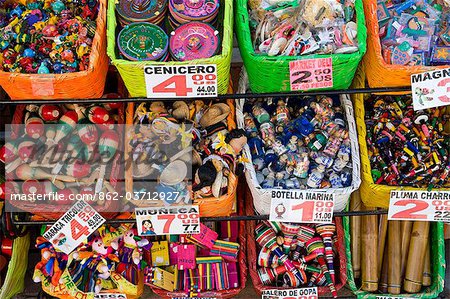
(25, 112, 44, 139)
(54, 111, 78, 144)
(1, 142, 21, 173)
(39, 105, 62, 122)
(17, 139, 39, 163)
(305, 237, 337, 298)
(95, 130, 119, 192)
(63, 159, 91, 178)
(86, 106, 110, 124)
(15, 164, 75, 189)
(292, 225, 316, 261)
(316, 223, 336, 284)
(56, 188, 77, 205)
(78, 120, 99, 146)
(98, 118, 115, 131)
(22, 179, 43, 195)
(280, 222, 300, 254)
(255, 223, 305, 284)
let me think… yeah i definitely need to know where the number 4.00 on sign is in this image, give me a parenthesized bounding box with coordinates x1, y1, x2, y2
(145, 65, 217, 98)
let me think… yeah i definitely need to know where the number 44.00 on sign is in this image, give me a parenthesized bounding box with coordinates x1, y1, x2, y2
(145, 65, 218, 98)
(388, 190, 450, 222)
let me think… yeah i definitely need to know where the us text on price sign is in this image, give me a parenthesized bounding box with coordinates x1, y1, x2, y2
(262, 287, 318, 299)
(145, 65, 218, 98)
(135, 205, 200, 236)
(269, 191, 334, 224)
(289, 58, 333, 91)
(388, 190, 450, 222)
(411, 67, 450, 110)
(42, 200, 106, 254)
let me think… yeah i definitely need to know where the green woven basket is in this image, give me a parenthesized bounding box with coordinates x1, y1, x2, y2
(343, 217, 445, 299)
(0, 234, 30, 299)
(106, 0, 233, 96)
(234, 0, 367, 93)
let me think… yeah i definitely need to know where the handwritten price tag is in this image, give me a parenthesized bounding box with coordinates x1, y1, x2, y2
(145, 64, 217, 98)
(269, 191, 334, 224)
(42, 200, 105, 254)
(262, 287, 318, 299)
(411, 67, 450, 110)
(135, 205, 200, 236)
(388, 190, 450, 222)
(289, 58, 333, 91)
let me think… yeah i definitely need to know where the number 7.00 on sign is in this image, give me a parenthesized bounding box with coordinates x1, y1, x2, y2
(145, 65, 218, 98)
(388, 190, 450, 222)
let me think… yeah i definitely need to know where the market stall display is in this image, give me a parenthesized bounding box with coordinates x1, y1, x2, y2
(363, 0, 450, 87)
(125, 98, 241, 217)
(2, 102, 124, 220)
(106, 0, 232, 96)
(148, 218, 247, 298)
(237, 71, 360, 215)
(245, 192, 348, 298)
(0, 0, 108, 99)
(235, 0, 367, 92)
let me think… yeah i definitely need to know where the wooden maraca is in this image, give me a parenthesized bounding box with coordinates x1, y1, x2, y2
(38, 105, 62, 122)
(291, 225, 316, 261)
(404, 221, 429, 293)
(15, 164, 75, 189)
(0, 142, 21, 173)
(77, 120, 99, 146)
(17, 139, 39, 163)
(315, 223, 336, 284)
(56, 188, 78, 205)
(63, 159, 91, 178)
(95, 130, 119, 193)
(54, 111, 78, 144)
(304, 237, 337, 298)
(280, 222, 300, 254)
(22, 179, 43, 195)
(255, 223, 306, 284)
(387, 220, 401, 294)
(25, 112, 44, 139)
(361, 209, 378, 292)
(86, 106, 110, 124)
(0, 181, 19, 200)
(98, 118, 115, 131)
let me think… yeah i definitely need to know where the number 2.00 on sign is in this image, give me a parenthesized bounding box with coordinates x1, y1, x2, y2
(388, 191, 450, 221)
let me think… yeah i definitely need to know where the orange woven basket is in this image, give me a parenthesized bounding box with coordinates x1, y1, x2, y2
(245, 187, 348, 296)
(0, 0, 108, 100)
(7, 104, 124, 220)
(150, 185, 247, 298)
(124, 85, 238, 217)
(362, 0, 450, 88)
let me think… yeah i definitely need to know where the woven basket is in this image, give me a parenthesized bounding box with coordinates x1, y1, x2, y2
(150, 184, 247, 298)
(234, 0, 367, 93)
(352, 66, 450, 208)
(106, 0, 233, 97)
(245, 187, 348, 295)
(124, 93, 238, 217)
(362, 0, 450, 88)
(236, 69, 361, 215)
(343, 216, 445, 298)
(0, 0, 108, 100)
(0, 234, 30, 299)
(7, 104, 125, 220)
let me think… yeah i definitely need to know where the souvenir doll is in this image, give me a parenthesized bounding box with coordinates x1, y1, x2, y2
(115, 228, 142, 285)
(34, 237, 68, 287)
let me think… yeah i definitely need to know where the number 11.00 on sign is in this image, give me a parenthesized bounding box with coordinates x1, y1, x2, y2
(145, 65, 218, 98)
(388, 190, 450, 222)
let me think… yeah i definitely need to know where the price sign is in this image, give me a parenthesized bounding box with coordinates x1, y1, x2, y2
(388, 190, 450, 222)
(411, 67, 450, 110)
(269, 190, 334, 224)
(95, 294, 127, 299)
(135, 205, 200, 236)
(289, 58, 333, 91)
(262, 287, 318, 299)
(145, 64, 217, 98)
(42, 200, 105, 254)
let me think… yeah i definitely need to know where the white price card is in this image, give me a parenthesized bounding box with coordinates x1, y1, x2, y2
(411, 67, 450, 110)
(269, 190, 334, 224)
(289, 58, 333, 91)
(95, 294, 127, 299)
(262, 287, 318, 299)
(135, 205, 200, 236)
(42, 200, 105, 254)
(388, 190, 450, 222)
(145, 64, 218, 98)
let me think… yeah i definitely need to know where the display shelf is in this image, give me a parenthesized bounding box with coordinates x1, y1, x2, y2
(0, 86, 411, 105)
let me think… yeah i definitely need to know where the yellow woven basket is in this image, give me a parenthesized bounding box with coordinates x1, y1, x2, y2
(353, 66, 449, 208)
